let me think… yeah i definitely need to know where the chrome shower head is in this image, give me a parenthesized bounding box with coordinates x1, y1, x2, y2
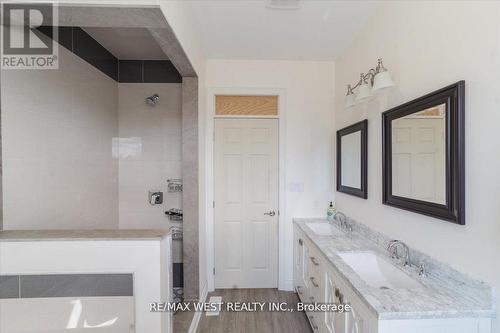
(145, 94, 160, 106)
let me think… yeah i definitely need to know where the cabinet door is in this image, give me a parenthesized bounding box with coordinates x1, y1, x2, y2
(324, 269, 344, 333)
(303, 241, 311, 290)
(344, 303, 364, 333)
(294, 236, 311, 303)
(294, 232, 303, 277)
(341, 290, 369, 333)
(294, 230, 306, 300)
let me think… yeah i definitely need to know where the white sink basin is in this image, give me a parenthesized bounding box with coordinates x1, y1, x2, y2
(338, 251, 422, 290)
(306, 222, 342, 236)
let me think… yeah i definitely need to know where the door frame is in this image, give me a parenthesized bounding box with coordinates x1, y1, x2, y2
(206, 87, 288, 292)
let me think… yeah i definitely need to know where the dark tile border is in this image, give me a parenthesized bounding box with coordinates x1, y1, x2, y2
(119, 60, 181, 83)
(72, 27, 118, 81)
(38, 26, 181, 83)
(0, 275, 19, 299)
(38, 26, 118, 80)
(0, 274, 132, 299)
(143, 60, 182, 83)
(119, 60, 143, 83)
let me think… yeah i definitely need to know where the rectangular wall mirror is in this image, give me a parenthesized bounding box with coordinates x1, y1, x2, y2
(336, 120, 368, 199)
(382, 81, 465, 225)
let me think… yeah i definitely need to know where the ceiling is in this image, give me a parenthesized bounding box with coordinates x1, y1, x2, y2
(186, 0, 381, 61)
(83, 27, 168, 60)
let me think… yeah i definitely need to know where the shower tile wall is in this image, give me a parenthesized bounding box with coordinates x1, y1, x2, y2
(0, 45, 118, 229)
(1, 26, 184, 259)
(117, 83, 182, 235)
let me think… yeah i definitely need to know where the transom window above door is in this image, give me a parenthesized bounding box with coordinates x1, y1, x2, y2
(216, 95, 278, 116)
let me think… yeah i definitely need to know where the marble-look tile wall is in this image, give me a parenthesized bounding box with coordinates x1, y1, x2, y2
(181, 77, 199, 301)
(1, 45, 118, 229)
(1, 50, 185, 233)
(117, 83, 182, 229)
(117, 83, 183, 264)
(0, 96, 2, 230)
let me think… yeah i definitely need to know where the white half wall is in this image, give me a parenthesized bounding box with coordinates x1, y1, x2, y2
(0, 238, 171, 333)
(334, 2, 500, 330)
(205, 59, 335, 291)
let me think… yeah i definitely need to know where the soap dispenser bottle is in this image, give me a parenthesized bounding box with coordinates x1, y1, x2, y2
(327, 201, 336, 222)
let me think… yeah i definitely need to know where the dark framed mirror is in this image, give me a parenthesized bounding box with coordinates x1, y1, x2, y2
(382, 81, 465, 225)
(336, 119, 368, 199)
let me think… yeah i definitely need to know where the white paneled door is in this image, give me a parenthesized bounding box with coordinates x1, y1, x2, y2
(214, 118, 279, 288)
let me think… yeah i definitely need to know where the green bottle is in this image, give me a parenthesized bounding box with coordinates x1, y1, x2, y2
(327, 201, 336, 222)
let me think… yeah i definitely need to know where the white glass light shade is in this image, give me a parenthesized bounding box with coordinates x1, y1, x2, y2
(372, 70, 395, 92)
(355, 82, 372, 102)
(345, 93, 356, 108)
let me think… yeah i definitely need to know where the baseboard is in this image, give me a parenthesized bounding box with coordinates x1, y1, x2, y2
(188, 282, 208, 333)
(279, 278, 294, 291)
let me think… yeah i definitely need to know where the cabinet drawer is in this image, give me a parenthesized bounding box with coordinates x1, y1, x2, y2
(307, 243, 325, 302)
(307, 260, 323, 303)
(305, 243, 326, 332)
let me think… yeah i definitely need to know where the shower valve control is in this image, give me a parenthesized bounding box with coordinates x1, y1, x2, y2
(148, 191, 163, 205)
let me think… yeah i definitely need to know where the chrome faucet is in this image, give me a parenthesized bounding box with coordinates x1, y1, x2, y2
(335, 212, 352, 233)
(387, 240, 411, 267)
(335, 212, 346, 225)
(418, 263, 426, 277)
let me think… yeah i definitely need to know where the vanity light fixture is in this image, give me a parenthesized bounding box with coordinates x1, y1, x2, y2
(355, 73, 373, 102)
(344, 58, 395, 109)
(345, 85, 356, 108)
(372, 59, 395, 92)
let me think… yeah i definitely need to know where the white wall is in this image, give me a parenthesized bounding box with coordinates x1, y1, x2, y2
(205, 59, 335, 290)
(117, 83, 182, 231)
(1, 45, 118, 230)
(334, 2, 500, 330)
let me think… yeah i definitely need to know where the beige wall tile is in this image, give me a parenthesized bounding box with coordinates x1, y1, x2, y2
(117, 83, 182, 231)
(1, 46, 118, 230)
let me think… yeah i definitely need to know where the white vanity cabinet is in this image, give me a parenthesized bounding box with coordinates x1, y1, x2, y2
(294, 226, 375, 333)
(293, 225, 493, 333)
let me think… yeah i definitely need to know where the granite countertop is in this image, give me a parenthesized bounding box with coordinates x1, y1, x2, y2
(0, 229, 171, 242)
(294, 218, 495, 320)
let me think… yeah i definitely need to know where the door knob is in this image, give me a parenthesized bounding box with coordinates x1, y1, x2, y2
(264, 210, 276, 216)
